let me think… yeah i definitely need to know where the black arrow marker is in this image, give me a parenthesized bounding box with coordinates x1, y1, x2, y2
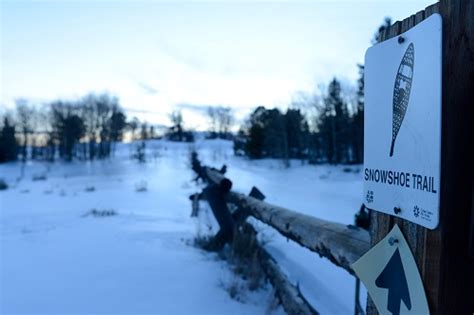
(375, 248, 412, 315)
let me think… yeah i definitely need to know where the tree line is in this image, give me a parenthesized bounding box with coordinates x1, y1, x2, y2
(0, 94, 128, 163)
(233, 18, 391, 165)
(0, 93, 194, 164)
(234, 72, 364, 165)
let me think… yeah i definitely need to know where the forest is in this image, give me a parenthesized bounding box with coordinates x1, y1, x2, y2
(234, 73, 364, 165)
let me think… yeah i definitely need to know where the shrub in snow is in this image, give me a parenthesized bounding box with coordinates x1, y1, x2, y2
(135, 180, 148, 192)
(0, 179, 8, 190)
(83, 209, 117, 218)
(219, 278, 248, 303)
(32, 173, 47, 181)
(343, 166, 361, 173)
(85, 186, 96, 192)
(196, 223, 266, 293)
(132, 141, 147, 163)
(193, 235, 215, 249)
(230, 225, 264, 291)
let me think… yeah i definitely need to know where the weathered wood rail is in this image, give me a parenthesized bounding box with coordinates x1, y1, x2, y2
(227, 192, 369, 275)
(190, 152, 369, 314)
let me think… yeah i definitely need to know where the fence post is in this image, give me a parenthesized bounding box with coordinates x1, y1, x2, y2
(354, 278, 363, 315)
(367, 1, 474, 314)
(202, 177, 235, 250)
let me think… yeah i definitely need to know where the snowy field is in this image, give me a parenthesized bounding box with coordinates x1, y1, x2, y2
(0, 139, 366, 314)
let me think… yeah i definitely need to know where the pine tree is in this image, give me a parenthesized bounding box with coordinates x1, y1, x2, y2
(317, 78, 349, 164)
(0, 117, 18, 163)
(285, 109, 309, 160)
(352, 64, 365, 163)
(245, 107, 266, 159)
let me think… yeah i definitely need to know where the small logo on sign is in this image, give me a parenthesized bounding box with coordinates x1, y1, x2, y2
(413, 206, 420, 218)
(366, 190, 374, 204)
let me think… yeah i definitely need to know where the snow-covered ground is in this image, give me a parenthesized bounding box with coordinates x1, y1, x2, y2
(0, 139, 366, 314)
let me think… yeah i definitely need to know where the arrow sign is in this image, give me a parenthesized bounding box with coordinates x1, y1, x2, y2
(351, 225, 429, 314)
(375, 248, 412, 315)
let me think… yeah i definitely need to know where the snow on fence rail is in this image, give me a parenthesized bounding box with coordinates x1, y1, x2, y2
(190, 152, 369, 314)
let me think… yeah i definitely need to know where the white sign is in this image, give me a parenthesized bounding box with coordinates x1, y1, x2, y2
(363, 14, 442, 229)
(352, 225, 429, 315)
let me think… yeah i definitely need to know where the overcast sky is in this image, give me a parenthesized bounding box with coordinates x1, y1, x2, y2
(1, 0, 434, 129)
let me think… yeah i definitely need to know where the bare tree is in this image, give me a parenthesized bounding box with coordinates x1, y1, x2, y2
(216, 107, 234, 139)
(207, 107, 218, 138)
(95, 94, 115, 158)
(15, 99, 34, 163)
(78, 93, 125, 159)
(50, 100, 85, 161)
(38, 104, 55, 162)
(109, 105, 126, 155)
(128, 117, 140, 141)
(169, 110, 183, 141)
(82, 95, 98, 159)
(207, 106, 234, 139)
(140, 122, 149, 140)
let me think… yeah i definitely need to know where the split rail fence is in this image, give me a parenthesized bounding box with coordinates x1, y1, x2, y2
(190, 152, 370, 315)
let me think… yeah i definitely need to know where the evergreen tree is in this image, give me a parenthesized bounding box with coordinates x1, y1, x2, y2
(285, 109, 309, 160)
(352, 64, 364, 163)
(261, 108, 287, 160)
(245, 107, 266, 159)
(50, 101, 85, 161)
(317, 78, 350, 164)
(0, 117, 18, 163)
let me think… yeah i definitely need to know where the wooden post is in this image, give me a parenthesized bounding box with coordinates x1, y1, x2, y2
(470, 181, 474, 258)
(203, 183, 235, 250)
(368, 1, 474, 314)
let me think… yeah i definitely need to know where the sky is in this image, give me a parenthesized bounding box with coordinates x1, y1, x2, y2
(1, 0, 435, 129)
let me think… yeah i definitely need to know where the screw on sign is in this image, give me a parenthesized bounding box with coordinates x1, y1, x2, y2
(390, 42, 414, 157)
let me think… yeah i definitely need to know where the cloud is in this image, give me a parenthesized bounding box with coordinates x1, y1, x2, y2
(175, 103, 210, 114)
(136, 81, 158, 95)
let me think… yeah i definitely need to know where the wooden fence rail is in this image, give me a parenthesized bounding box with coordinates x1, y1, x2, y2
(226, 191, 370, 275)
(190, 152, 369, 314)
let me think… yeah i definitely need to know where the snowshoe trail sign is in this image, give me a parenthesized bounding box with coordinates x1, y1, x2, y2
(363, 13, 442, 229)
(352, 225, 429, 315)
